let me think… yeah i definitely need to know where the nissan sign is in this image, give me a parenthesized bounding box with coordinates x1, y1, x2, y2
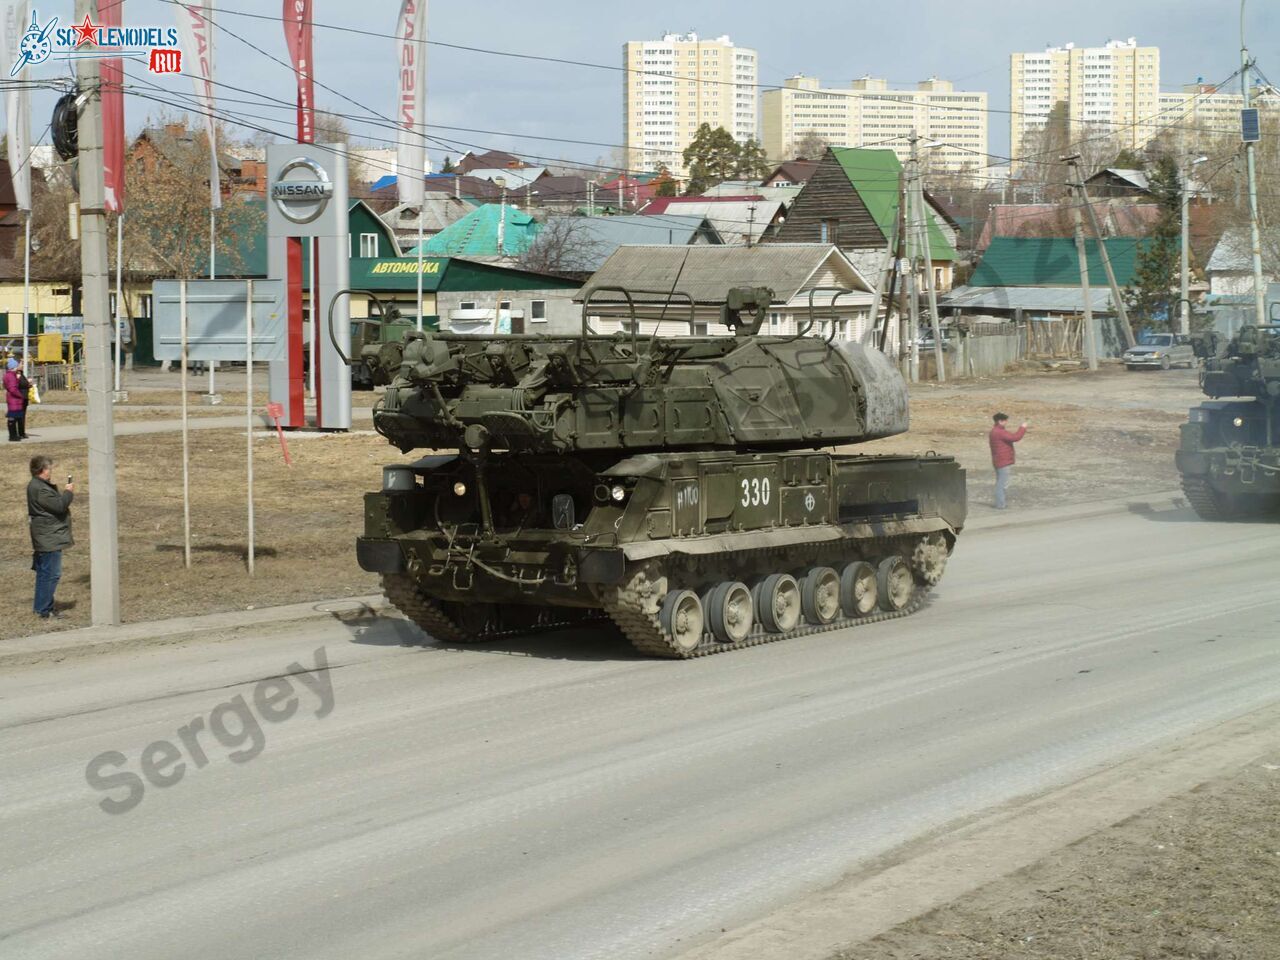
(270, 157, 334, 224)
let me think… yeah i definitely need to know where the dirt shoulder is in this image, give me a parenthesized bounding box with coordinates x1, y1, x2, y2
(835, 753, 1280, 960)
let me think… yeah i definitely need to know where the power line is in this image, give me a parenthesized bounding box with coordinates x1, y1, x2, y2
(149, 0, 1263, 144)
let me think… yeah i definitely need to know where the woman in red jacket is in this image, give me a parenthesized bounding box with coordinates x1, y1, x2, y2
(989, 412, 1028, 509)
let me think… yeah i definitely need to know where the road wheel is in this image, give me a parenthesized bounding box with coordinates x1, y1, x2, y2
(839, 561, 878, 617)
(800, 566, 840, 624)
(660, 589, 704, 654)
(876, 557, 914, 612)
(705, 581, 753, 643)
(753, 574, 801, 633)
(1160, 355, 1172, 370)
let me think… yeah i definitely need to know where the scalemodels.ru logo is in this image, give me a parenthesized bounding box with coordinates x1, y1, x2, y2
(10, 9, 183, 76)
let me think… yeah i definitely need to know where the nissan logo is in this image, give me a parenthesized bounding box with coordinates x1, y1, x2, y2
(271, 157, 334, 224)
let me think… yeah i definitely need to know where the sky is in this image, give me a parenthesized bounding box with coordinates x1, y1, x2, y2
(8, 0, 1278, 176)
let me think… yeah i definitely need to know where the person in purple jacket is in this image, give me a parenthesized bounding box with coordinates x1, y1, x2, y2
(4, 357, 24, 442)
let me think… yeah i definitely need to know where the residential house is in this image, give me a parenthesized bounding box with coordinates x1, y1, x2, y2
(349, 256, 582, 334)
(640, 197, 785, 245)
(579, 244, 876, 342)
(974, 202, 1163, 253)
(131, 121, 244, 203)
(454, 150, 528, 175)
(1084, 168, 1153, 200)
(941, 236, 1148, 354)
(407, 204, 542, 261)
(597, 173, 666, 211)
(762, 160, 817, 188)
(768, 147, 958, 290)
(524, 175, 594, 211)
(379, 198, 472, 251)
(523, 214, 721, 277)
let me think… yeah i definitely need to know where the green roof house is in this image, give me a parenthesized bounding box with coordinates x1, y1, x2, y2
(769, 147, 958, 289)
(408, 204, 542, 259)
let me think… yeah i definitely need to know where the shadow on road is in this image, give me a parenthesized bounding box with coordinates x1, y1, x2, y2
(339, 610, 642, 662)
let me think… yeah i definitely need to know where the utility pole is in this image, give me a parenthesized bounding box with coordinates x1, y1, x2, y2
(1064, 155, 1099, 371)
(902, 164, 919, 382)
(1240, 3, 1266, 326)
(1180, 155, 1208, 335)
(1073, 164, 1135, 348)
(910, 131, 946, 382)
(77, 0, 121, 625)
(895, 172, 909, 366)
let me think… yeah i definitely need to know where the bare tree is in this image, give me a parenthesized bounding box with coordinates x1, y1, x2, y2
(518, 216, 604, 276)
(788, 129, 828, 162)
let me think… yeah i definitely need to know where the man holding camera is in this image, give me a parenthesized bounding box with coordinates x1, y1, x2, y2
(27, 455, 74, 619)
(989, 412, 1028, 510)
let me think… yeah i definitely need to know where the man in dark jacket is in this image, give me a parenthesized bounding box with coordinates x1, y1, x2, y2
(28, 454, 74, 619)
(989, 412, 1028, 509)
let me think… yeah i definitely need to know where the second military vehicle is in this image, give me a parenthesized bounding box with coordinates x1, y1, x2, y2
(1178, 324, 1280, 520)
(352, 287, 967, 658)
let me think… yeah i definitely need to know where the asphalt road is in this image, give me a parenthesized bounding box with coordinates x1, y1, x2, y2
(3, 506, 1280, 960)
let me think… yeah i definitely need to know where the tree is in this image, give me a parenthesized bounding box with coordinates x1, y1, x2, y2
(653, 164, 678, 197)
(734, 138, 771, 181)
(789, 129, 828, 161)
(517, 216, 603, 276)
(441, 155, 455, 174)
(313, 109, 350, 145)
(1124, 155, 1181, 329)
(1112, 148, 1144, 169)
(682, 124, 740, 194)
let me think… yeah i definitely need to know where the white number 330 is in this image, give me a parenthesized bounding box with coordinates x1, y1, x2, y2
(740, 477, 771, 507)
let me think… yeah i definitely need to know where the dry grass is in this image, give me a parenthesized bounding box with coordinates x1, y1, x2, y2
(0, 427, 386, 637)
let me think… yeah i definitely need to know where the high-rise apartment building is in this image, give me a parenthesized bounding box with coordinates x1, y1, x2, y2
(762, 76, 988, 174)
(1158, 80, 1280, 139)
(1010, 39, 1161, 163)
(622, 33, 758, 175)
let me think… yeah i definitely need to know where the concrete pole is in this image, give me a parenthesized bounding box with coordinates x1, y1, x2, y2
(21, 213, 30, 375)
(1076, 173, 1135, 348)
(113, 213, 123, 394)
(207, 208, 218, 400)
(1065, 157, 1099, 371)
(1180, 162, 1191, 335)
(1240, 22, 1266, 326)
(917, 177, 946, 382)
(77, 0, 122, 625)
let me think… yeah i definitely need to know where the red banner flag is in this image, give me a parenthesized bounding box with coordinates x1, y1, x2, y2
(283, 0, 314, 144)
(101, 0, 125, 212)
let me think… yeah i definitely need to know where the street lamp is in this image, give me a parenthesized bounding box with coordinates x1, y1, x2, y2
(1180, 155, 1209, 334)
(494, 176, 508, 256)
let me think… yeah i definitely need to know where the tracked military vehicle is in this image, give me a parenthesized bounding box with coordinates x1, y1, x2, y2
(351, 287, 966, 658)
(1177, 324, 1280, 520)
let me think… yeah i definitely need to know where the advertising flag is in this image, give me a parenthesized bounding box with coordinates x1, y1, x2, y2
(0, 0, 31, 211)
(174, 1, 220, 209)
(101, 0, 125, 211)
(282, 0, 314, 143)
(395, 0, 427, 204)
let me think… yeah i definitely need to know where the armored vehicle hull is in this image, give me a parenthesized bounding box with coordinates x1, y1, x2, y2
(352, 285, 967, 656)
(1177, 325, 1280, 520)
(358, 448, 964, 657)
(1176, 399, 1280, 519)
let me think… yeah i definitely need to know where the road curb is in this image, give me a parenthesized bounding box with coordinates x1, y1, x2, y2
(966, 489, 1187, 533)
(1, 594, 387, 668)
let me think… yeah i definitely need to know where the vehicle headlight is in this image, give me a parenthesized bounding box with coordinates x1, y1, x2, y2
(1233, 417, 1245, 427)
(453, 481, 467, 496)
(610, 484, 626, 502)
